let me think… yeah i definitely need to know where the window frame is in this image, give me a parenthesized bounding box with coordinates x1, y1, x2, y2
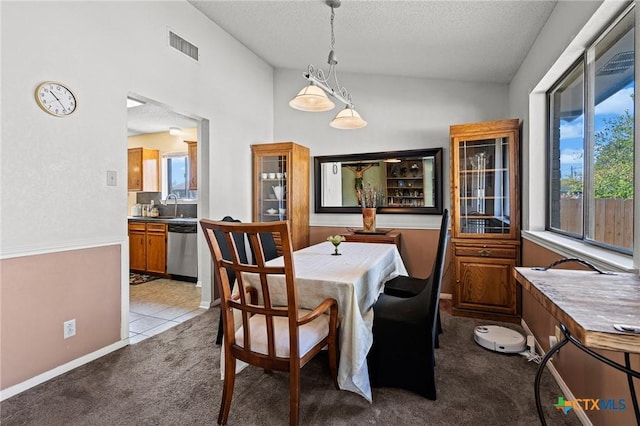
(162, 152, 193, 201)
(546, 3, 635, 255)
(546, 56, 586, 242)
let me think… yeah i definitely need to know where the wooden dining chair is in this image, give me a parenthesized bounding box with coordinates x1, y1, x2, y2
(382, 209, 449, 346)
(213, 216, 249, 345)
(248, 231, 279, 262)
(200, 219, 339, 426)
(367, 211, 450, 400)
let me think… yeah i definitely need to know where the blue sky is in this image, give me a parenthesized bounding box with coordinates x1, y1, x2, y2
(559, 83, 634, 178)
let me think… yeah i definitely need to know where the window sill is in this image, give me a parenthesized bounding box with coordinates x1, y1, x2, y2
(521, 230, 637, 273)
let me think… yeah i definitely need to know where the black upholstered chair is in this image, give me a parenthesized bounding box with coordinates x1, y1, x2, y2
(368, 210, 450, 400)
(252, 232, 279, 262)
(382, 209, 449, 345)
(214, 216, 249, 345)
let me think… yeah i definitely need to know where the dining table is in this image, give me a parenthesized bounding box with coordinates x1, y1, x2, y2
(229, 240, 407, 402)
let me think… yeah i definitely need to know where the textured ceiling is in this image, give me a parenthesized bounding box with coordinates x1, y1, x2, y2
(188, 0, 557, 83)
(127, 101, 199, 136)
(130, 0, 558, 134)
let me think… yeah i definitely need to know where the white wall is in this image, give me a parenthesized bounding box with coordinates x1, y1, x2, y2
(508, 0, 605, 231)
(1, 1, 272, 255)
(509, 0, 638, 271)
(274, 69, 510, 229)
(0, 0, 273, 361)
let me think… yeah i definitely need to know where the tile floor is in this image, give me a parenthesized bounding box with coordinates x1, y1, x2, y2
(129, 278, 206, 344)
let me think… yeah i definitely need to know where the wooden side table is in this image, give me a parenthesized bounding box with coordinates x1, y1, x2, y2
(341, 230, 401, 254)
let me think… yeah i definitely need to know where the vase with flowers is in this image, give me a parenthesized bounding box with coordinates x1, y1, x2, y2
(358, 183, 382, 233)
(327, 235, 346, 255)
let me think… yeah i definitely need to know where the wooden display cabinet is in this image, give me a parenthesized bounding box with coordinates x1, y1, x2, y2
(450, 119, 521, 323)
(128, 148, 159, 192)
(252, 142, 310, 251)
(129, 222, 167, 275)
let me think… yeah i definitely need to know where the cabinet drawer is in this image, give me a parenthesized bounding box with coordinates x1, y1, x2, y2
(146, 223, 167, 233)
(455, 245, 516, 259)
(128, 222, 146, 232)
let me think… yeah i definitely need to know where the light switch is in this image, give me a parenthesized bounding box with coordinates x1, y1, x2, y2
(106, 170, 117, 186)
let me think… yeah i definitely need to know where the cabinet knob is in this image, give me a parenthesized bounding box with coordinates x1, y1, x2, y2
(455, 279, 460, 284)
(478, 249, 491, 257)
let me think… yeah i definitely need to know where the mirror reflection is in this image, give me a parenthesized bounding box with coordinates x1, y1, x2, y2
(314, 148, 443, 214)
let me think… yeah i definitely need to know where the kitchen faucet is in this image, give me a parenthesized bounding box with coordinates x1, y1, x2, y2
(163, 193, 179, 218)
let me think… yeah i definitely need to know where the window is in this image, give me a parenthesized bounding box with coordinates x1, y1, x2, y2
(166, 155, 188, 198)
(548, 5, 635, 254)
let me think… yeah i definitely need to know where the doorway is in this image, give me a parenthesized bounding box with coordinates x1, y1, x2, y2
(126, 95, 206, 343)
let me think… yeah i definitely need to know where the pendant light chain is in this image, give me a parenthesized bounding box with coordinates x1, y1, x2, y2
(328, 4, 348, 105)
(330, 5, 335, 51)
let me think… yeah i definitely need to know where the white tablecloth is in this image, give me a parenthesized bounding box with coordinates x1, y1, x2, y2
(236, 241, 407, 402)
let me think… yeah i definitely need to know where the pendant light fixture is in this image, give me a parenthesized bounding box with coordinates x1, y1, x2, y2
(289, 0, 367, 129)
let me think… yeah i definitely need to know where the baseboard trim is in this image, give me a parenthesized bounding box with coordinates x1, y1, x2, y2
(520, 319, 592, 426)
(0, 339, 129, 402)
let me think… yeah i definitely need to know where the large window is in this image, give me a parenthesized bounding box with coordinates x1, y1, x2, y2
(548, 5, 635, 254)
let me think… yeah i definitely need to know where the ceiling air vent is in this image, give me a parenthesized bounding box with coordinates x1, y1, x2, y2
(168, 30, 199, 61)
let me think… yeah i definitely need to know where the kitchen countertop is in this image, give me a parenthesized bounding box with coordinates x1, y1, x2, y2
(128, 216, 198, 224)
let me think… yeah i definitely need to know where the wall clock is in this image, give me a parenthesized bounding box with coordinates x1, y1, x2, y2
(34, 81, 77, 117)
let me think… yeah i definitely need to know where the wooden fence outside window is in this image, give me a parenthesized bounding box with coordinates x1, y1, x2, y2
(559, 198, 633, 250)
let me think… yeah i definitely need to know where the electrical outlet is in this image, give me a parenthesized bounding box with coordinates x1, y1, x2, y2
(527, 335, 536, 355)
(64, 319, 76, 339)
(554, 325, 562, 344)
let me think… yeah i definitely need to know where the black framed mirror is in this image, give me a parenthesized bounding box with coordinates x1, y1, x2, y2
(314, 148, 443, 214)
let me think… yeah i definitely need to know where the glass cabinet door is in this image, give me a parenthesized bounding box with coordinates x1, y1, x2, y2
(457, 136, 511, 235)
(256, 153, 288, 222)
(252, 142, 310, 251)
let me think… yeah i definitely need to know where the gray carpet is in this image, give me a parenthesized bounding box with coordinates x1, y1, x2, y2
(1, 308, 580, 425)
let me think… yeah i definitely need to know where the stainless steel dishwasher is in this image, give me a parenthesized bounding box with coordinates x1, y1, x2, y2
(167, 222, 198, 282)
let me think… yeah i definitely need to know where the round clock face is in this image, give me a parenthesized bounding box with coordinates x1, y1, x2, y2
(35, 81, 77, 117)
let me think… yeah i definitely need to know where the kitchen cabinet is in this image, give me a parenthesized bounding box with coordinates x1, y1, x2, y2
(450, 119, 521, 323)
(129, 222, 167, 275)
(128, 148, 159, 192)
(129, 223, 146, 271)
(185, 140, 197, 190)
(252, 142, 309, 251)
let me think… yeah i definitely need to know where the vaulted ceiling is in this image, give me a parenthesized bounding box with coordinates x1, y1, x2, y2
(189, 0, 557, 83)
(130, 1, 558, 134)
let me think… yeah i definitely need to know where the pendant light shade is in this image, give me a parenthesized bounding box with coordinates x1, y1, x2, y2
(289, 0, 367, 129)
(330, 106, 367, 129)
(289, 84, 335, 112)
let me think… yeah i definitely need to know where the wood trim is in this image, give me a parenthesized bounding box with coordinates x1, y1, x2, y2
(515, 267, 640, 354)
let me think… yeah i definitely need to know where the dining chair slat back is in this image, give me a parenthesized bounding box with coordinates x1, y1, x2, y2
(214, 216, 249, 345)
(200, 219, 339, 426)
